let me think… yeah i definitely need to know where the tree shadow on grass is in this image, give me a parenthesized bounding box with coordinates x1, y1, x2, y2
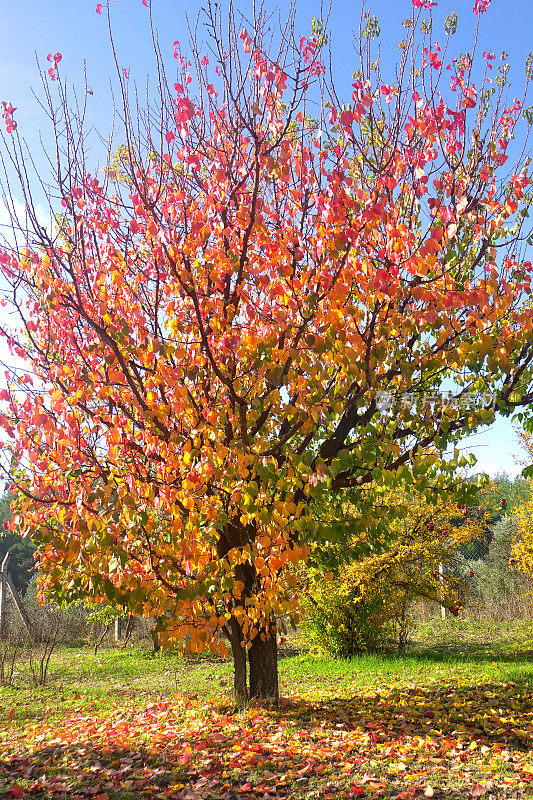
(408, 641, 533, 664)
(2, 678, 533, 799)
(1, 743, 181, 799)
(1, 741, 531, 799)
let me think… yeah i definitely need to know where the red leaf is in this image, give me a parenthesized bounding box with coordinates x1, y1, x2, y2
(7, 708, 15, 719)
(96, 3, 102, 12)
(8, 785, 24, 799)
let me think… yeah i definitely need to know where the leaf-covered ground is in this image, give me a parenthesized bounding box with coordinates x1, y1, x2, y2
(1, 620, 533, 799)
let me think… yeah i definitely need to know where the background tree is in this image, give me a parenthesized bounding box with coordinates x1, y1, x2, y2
(0, 491, 36, 596)
(466, 515, 533, 617)
(459, 472, 531, 559)
(2, 1, 533, 702)
(509, 428, 533, 577)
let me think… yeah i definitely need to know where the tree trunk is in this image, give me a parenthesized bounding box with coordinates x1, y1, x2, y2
(248, 619, 279, 703)
(216, 517, 280, 704)
(225, 618, 248, 704)
(217, 516, 256, 704)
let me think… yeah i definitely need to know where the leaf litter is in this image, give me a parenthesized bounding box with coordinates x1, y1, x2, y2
(1, 676, 533, 799)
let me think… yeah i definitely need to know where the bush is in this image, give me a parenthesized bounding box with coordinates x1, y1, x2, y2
(300, 487, 484, 657)
(0, 627, 26, 685)
(301, 565, 398, 657)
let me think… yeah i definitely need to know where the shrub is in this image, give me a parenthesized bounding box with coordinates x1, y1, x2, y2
(301, 565, 397, 657)
(300, 488, 484, 656)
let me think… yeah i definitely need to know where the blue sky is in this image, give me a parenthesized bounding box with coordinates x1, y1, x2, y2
(0, 0, 531, 477)
(2, 0, 533, 149)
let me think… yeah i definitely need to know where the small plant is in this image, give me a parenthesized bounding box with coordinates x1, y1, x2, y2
(27, 611, 62, 686)
(86, 605, 124, 653)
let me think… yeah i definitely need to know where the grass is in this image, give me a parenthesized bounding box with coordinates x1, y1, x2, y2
(1, 618, 533, 799)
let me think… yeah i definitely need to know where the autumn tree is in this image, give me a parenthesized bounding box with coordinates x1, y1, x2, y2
(2, 0, 533, 701)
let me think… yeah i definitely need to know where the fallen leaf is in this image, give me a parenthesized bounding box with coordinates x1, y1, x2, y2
(389, 761, 408, 773)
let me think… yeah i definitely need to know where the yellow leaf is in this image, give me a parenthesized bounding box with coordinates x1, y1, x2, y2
(388, 761, 407, 774)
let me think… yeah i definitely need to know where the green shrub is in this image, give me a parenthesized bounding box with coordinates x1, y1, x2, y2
(300, 565, 402, 657)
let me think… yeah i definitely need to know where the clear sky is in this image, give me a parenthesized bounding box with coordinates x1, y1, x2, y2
(0, 0, 531, 477)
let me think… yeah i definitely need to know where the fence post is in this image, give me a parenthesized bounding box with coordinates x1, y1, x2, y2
(0, 551, 10, 639)
(6, 573, 33, 637)
(439, 563, 446, 621)
(0, 550, 34, 638)
(114, 617, 122, 642)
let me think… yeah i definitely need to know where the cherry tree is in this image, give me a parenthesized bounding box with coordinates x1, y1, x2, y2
(1, 0, 533, 701)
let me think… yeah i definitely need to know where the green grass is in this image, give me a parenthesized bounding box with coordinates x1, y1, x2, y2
(0, 646, 233, 725)
(2, 617, 533, 722)
(3, 618, 533, 723)
(1, 619, 533, 799)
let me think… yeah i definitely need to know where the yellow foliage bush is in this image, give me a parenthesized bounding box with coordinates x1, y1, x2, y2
(301, 488, 484, 656)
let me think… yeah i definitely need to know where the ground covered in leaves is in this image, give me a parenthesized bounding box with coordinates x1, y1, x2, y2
(1, 620, 533, 799)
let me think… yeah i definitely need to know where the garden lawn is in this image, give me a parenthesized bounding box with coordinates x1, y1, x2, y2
(1, 620, 533, 799)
